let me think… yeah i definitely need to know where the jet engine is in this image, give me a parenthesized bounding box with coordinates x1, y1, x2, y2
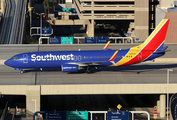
(61, 64, 79, 72)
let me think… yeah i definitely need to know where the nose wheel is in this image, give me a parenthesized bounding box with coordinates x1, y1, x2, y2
(20, 70, 25, 74)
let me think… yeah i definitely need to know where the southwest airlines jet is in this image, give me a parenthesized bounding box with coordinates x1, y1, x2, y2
(4, 19, 170, 74)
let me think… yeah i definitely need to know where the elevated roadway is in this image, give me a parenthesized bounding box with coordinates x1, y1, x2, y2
(0, 0, 15, 44)
(10, 0, 27, 44)
(0, 0, 27, 44)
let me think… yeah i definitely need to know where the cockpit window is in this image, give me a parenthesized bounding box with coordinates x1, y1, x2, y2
(10, 57, 18, 60)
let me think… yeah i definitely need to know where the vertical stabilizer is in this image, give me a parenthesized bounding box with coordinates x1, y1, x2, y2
(137, 19, 170, 51)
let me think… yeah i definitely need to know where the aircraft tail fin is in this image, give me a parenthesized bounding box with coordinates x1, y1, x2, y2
(135, 19, 170, 51)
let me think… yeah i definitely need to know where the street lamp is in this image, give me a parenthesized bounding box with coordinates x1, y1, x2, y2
(31, 99, 36, 119)
(29, 7, 34, 33)
(40, 13, 45, 37)
(167, 69, 173, 120)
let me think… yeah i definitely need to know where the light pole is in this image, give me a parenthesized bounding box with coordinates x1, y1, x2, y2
(167, 69, 173, 120)
(40, 13, 45, 37)
(29, 5, 34, 35)
(31, 99, 36, 119)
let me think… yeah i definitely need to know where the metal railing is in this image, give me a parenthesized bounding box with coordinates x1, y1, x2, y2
(38, 37, 134, 44)
(130, 111, 150, 120)
(30, 27, 53, 37)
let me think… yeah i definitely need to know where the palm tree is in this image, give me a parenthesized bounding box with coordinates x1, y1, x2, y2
(43, 0, 47, 15)
(45, 0, 49, 4)
(46, 4, 52, 15)
(51, 0, 56, 12)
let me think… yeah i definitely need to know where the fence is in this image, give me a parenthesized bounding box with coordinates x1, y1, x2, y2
(38, 37, 134, 44)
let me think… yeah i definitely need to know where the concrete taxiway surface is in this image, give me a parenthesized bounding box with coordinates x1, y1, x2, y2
(0, 44, 177, 85)
(0, 62, 177, 85)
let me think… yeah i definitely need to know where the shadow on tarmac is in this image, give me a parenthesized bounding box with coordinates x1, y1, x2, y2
(22, 63, 177, 74)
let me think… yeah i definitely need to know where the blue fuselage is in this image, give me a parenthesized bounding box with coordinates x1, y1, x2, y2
(5, 50, 119, 68)
(4, 48, 165, 71)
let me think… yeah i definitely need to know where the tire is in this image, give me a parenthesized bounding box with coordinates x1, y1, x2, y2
(86, 69, 91, 74)
(20, 70, 24, 74)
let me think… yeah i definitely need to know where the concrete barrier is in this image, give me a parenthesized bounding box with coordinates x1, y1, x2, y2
(154, 58, 177, 62)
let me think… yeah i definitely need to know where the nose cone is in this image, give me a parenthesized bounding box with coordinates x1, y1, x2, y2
(4, 59, 11, 66)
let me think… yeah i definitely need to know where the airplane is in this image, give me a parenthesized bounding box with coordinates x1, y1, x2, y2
(4, 19, 170, 74)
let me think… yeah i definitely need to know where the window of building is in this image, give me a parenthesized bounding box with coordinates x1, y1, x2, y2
(34, 0, 43, 4)
(57, 0, 65, 4)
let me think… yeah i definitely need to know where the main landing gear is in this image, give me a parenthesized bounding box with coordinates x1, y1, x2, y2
(85, 67, 91, 74)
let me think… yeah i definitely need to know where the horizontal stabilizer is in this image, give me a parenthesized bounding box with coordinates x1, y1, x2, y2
(163, 46, 168, 50)
(153, 50, 171, 54)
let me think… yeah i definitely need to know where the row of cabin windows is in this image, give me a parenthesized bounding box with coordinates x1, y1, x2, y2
(10, 56, 133, 60)
(79, 55, 133, 59)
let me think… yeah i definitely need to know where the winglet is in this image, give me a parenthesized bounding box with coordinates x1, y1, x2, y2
(108, 50, 118, 62)
(103, 40, 111, 49)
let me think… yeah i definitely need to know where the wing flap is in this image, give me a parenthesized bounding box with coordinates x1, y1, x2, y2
(67, 61, 106, 67)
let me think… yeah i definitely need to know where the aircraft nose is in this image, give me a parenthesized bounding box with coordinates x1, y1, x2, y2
(4, 59, 11, 66)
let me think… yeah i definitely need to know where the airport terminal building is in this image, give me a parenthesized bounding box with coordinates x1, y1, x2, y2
(32, 0, 159, 42)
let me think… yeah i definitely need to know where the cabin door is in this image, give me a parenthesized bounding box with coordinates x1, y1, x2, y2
(23, 54, 28, 63)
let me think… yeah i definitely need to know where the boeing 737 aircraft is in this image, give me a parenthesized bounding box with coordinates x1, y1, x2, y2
(4, 19, 170, 73)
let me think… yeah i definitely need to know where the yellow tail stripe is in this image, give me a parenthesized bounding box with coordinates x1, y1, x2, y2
(112, 19, 168, 66)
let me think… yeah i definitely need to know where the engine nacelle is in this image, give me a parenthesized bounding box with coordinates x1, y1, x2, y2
(61, 64, 79, 72)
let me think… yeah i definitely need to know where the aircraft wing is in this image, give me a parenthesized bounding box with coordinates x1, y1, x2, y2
(66, 61, 107, 67)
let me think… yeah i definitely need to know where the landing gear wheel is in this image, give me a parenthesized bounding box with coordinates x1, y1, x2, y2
(20, 70, 24, 74)
(86, 68, 91, 74)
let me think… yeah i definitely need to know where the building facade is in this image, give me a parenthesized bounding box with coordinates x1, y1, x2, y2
(33, 0, 159, 42)
(156, 0, 177, 43)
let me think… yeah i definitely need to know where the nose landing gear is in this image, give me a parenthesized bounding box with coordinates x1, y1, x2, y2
(20, 70, 25, 74)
